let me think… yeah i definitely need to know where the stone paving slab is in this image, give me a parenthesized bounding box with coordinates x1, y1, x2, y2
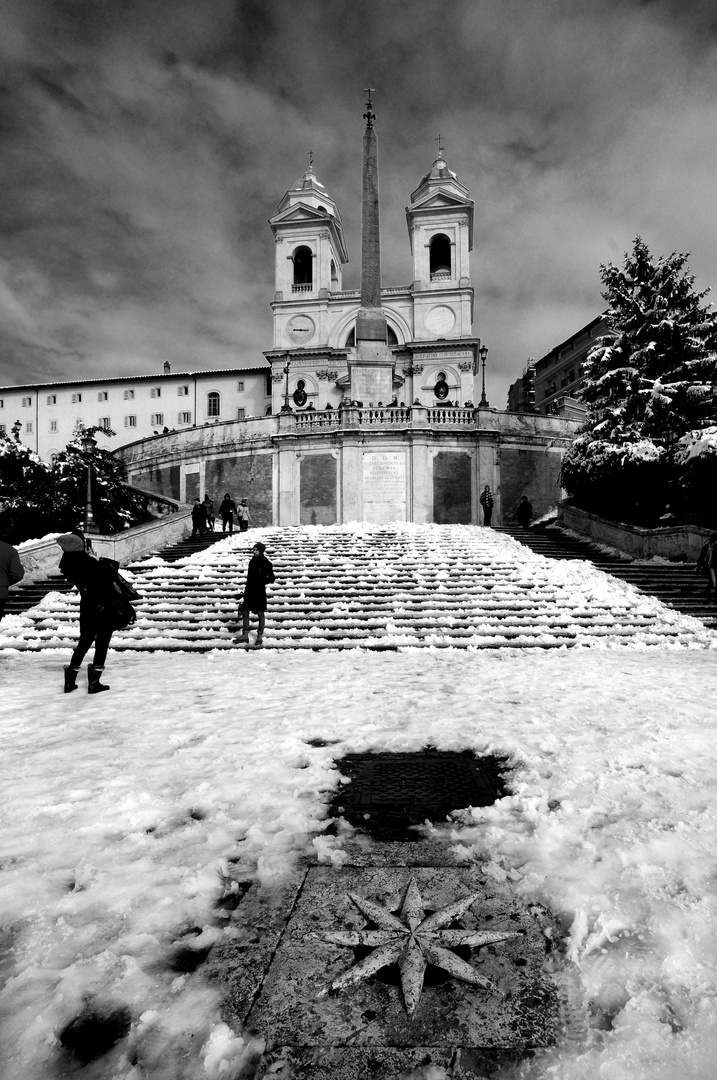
(245, 866, 557, 1051)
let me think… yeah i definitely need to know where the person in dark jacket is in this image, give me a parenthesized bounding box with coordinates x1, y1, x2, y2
(57, 532, 121, 693)
(0, 538, 25, 621)
(696, 534, 717, 602)
(234, 541, 275, 649)
(479, 485, 494, 527)
(516, 495, 533, 529)
(219, 494, 237, 534)
(191, 498, 207, 538)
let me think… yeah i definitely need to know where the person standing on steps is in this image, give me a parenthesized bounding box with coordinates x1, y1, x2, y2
(237, 498, 251, 533)
(479, 485, 494, 527)
(696, 533, 717, 602)
(0, 537, 25, 622)
(219, 493, 237, 534)
(516, 495, 533, 529)
(234, 541, 275, 649)
(202, 494, 215, 532)
(191, 498, 207, 538)
(56, 532, 123, 694)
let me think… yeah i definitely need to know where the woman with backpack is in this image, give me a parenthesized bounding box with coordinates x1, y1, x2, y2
(56, 531, 136, 694)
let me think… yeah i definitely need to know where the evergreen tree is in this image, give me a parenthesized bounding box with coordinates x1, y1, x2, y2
(561, 238, 717, 523)
(0, 433, 55, 542)
(582, 237, 717, 442)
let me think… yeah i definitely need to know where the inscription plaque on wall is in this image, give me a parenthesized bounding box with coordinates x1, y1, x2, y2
(363, 452, 406, 523)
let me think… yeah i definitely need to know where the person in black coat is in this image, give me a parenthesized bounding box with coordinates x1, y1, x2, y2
(57, 532, 121, 693)
(234, 542, 275, 649)
(516, 495, 533, 529)
(0, 538, 24, 622)
(191, 499, 207, 538)
(479, 485, 494, 527)
(219, 494, 237, 534)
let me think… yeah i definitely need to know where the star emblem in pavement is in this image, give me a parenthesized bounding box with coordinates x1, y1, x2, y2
(316, 877, 522, 1014)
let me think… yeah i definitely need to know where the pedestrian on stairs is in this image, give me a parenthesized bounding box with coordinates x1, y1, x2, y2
(696, 534, 717, 601)
(191, 498, 207, 538)
(234, 541, 275, 649)
(56, 532, 121, 694)
(203, 494, 215, 532)
(479, 485, 494, 527)
(516, 495, 533, 529)
(237, 499, 251, 532)
(0, 538, 25, 622)
(219, 493, 237, 534)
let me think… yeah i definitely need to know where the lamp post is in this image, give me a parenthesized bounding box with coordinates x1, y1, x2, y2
(478, 344, 490, 408)
(281, 358, 293, 412)
(81, 429, 99, 534)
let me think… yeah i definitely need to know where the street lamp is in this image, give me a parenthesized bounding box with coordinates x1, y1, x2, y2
(281, 358, 293, 412)
(478, 344, 490, 408)
(81, 429, 99, 534)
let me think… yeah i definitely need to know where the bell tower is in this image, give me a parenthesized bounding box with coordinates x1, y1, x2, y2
(268, 156, 348, 350)
(405, 141, 474, 341)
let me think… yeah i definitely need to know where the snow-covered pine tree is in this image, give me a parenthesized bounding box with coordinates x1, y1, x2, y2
(561, 238, 717, 523)
(583, 237, 717, 441)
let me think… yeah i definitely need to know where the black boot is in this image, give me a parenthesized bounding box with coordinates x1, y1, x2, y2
(88, 665, 110, 694)
(64, 666, 79, 693)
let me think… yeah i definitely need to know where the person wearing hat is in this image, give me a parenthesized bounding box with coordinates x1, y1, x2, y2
(234, 541, 275, 649)
(56, 532, 122, 694)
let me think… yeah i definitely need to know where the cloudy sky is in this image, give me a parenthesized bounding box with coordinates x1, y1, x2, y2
(1, 0, 717, 406)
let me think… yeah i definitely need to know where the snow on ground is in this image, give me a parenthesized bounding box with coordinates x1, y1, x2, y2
(1, 647, 717, 1079)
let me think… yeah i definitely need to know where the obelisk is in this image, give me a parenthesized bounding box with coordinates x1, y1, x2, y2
(348, 87, 395, 404)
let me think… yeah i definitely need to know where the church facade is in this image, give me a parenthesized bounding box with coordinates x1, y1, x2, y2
(116, 106, 580, 528)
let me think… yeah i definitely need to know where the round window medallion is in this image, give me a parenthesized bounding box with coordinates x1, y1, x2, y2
(286, 315, 315, 345)
(425, 305, 456, 336)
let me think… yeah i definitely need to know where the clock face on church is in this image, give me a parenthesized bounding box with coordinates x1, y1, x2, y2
(286, 315, 316, 345)
(425, 305, 456, 336)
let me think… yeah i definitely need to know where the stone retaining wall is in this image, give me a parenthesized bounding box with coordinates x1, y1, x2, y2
(557, 501, 712, 561)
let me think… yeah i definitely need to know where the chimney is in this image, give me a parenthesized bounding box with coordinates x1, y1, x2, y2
(163, 361, 171, 374)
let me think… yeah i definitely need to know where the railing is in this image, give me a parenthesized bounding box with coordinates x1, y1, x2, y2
(292, 405, 476, 431)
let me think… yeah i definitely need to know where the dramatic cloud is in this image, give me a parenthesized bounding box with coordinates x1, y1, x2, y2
(1, 0, 716, 404)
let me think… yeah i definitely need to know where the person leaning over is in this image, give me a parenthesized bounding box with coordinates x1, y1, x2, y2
(0, 538, 25, 622)
(237, 499, 251, 532)
(56, 532, 130, 694)
(234, 541, 275, 649)
(479, 485, 494, 527)
(219, 493, 237, 534)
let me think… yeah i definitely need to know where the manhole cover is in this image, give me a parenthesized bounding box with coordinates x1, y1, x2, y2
(329, 750, 509, 840)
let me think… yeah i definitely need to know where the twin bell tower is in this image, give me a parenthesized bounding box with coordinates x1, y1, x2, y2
(266, 90, 481, 412)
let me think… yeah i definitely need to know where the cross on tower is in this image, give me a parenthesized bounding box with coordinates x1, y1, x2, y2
(435, 133, 446, 157)
(363, 85, 376, 127)
(307, 148, 315, 169)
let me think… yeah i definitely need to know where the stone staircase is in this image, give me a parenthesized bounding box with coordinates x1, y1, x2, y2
(495, 525, 717, 629)
(2, 524, 715, 652)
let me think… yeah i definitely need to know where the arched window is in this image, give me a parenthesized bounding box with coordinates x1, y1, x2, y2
(343, 323, 398, 347)
(429, 234, 452, 278)
(331, 260, 338, 289)
(207, 391, 221, 417)
(293, 246, 313, 287)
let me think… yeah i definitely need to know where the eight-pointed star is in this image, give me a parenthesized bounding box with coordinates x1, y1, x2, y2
(316, 877, 521, 1014)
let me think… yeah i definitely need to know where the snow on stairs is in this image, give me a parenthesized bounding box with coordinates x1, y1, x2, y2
(496, 524, 717, 630)
(3, 524, 715, 653)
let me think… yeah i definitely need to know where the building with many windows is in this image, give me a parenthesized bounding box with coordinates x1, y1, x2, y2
(529, 313, 609, 419)
(0, 364, 272, 462)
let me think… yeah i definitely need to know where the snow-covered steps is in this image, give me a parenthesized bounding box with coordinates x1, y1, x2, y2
(498, 525, 717, 629)
(2, 523, 716, 652)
